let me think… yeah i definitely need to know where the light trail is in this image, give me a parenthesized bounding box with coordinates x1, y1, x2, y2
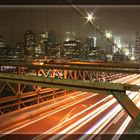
(47, 90, 137, 140)
(80, 104, 123, 139)
(112, 111, 125, 124)
(111, 116, 131, 140)
(48, 98, 117, 140)
(33, 95, 112, 140)
(120, 74, 139, 84)
(0, 91, 88, 132)
(111, 82, 140, 140)
(78, 92, 138, 140)
(99, 110, 125, 134)
(112, 74, 137, 83)
(0, 92, 98, 137)
(1, 74, 140, 140)
(34, 86, 138, 140)
(34, 74, 140, 140)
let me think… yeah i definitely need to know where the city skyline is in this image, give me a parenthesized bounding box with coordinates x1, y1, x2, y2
(0, 6, 139, 47)
(1, 4, 140, 138)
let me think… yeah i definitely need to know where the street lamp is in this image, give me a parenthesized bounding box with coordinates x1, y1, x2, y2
(85, 12, 95, 22)
(131, 56, 135, 61)
(105, 31, 112, 39)
(125, 51, 129, 56)
(118, 44, 122, 49)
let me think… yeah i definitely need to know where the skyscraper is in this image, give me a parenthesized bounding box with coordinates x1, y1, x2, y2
(35, 44, 45, 58)
(0, 35, 5, 48)
(0, 35, 5, 59)
(15, 41, 24, 59)
(40, 32, 57, 59)
(24, 30, 36, 60)
(85, 37, 96, 52)
(135, 32, 140, 59)
(63, 40, 81, 60)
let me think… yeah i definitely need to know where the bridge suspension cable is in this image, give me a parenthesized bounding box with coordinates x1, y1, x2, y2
(66, 1, 129, 56)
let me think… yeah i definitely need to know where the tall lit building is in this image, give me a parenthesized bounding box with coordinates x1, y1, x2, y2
(63, 40, 81, 60)
(85, 37, 96, 54)
(24, 30, 36, 59)
(35, 44, 45, 58)
(0, 35, 5, 48)
(113, 36, 121, 53)
(40, 31, 58, 59)
(0, 35, 5, 59)
(15, 41, 24, 59)
(131, 45, 135, 55)
(40, 32, 48, 43)
(39, 32, 49, 58)
(135, 32, 140, 58)
(64, 32, 76, 42)
(4, 47, 16, 59)
(79, 44, 89, 61)
(85, 36, 96, 51)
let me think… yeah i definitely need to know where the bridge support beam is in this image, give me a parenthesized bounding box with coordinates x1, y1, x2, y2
(128, 112, 140, 134)
(112, 91, 139, 119)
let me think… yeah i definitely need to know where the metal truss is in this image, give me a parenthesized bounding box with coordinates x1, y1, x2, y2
(0, 62, 140, 121)
(0, 71, 140, 119)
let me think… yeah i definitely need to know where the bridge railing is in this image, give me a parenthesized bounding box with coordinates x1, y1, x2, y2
(0, 61, 137, 82)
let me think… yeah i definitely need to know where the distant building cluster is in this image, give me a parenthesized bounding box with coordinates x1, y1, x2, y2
(0, 30, 61, 61)
(0, 29, 136, 62)
(135, 32, 140, 60)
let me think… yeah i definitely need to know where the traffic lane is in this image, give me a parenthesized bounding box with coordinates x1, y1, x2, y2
(61, 91, 137, 140)
(87, 91, 140, 140)
(2, 75, 137, 136)
(45, 102, 118, 140)
(35, 95, 114, 139)
(1, 75, 139, 139)
(112, 74, 139, 84)
(1, 93, 108, 139)
(95, 113, 131, 140)
(12, 94, 106, 133)
(0, 91, 92, 132)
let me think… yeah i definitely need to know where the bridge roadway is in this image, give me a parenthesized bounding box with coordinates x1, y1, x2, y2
(0, 71, 139, 119)
(0, 61, 140, 136)
(0, 74, 140, 140)
(0, 61, 139, 117)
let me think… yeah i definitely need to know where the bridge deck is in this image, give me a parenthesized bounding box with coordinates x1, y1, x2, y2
(0, 72, 139, 119)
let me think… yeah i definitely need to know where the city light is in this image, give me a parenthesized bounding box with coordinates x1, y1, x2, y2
(1, 6, 140, 140)
(66, 38, 70, 42)
(125, 51, 129, 56)
(85, 12, 95, 22)
(105, 31, 112, 39)
(131, 56, 135, 61)
(118, 44, 122, 49)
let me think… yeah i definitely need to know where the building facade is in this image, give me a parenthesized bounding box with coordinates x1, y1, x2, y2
(63, 40, 81, 60)
(24, 30, 36, 59)
(0, 35, 5, 59)
(135, 32, 140, 60)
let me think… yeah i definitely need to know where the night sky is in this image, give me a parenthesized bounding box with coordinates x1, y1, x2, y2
(0, 5, 140, 47)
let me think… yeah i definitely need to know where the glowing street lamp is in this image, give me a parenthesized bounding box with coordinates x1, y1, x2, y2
(105, 31, 112, 39)
(118, 44, 122, 49)
(66, 38, 70, 42)
(131, 56, 135, 61)
(125, 51, 129, 56)
(86, 12, 95, 22)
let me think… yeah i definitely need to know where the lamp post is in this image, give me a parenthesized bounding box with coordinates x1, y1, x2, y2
(85, 12, 95, 22)
(105, 31, 112, 39)
(131, 56, 135, 61)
